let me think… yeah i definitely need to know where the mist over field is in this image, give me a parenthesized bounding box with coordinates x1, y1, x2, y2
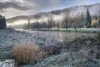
(7, 13, 65, 29)
(6, 3, 100, 29)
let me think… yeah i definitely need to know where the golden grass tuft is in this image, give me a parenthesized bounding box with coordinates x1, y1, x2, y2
(13, 43, 40, 64)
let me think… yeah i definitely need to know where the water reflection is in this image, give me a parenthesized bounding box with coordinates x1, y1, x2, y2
(30, 31, 97, 41)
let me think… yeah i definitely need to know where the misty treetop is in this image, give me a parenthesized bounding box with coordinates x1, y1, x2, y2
(0, 15, 6, 29)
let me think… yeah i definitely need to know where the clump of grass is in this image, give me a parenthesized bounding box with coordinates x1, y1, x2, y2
(13, 43, 42, 65)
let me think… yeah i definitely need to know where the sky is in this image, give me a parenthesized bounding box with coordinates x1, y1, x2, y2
(0, 0, 100, 18)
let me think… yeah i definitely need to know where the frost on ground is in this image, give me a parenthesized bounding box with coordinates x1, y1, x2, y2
(0, 29, 60, 59)
(0, 29, 100, 67)
(21, 50, 100, 67)
(0, 59, 15, 67)
(34, 51, 100, 67)
(21, 34, 100, 67)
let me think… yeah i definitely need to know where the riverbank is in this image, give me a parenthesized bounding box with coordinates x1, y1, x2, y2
(17, 29, 97, 41)
(31, 28, 100, 33)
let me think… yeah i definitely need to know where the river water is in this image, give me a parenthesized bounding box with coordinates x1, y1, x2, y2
(26, 31, 98, 41)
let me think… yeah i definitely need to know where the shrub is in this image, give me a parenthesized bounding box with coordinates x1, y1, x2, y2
(42, 45, 61, 55)
(13, 43, 40, 65)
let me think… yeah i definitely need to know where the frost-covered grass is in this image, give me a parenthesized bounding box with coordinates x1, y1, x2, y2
(21, 51, 100, 67)
(21, 34, 100, 67)
(59, 28, 100, 33)
(0, 29, 59, 60)
(0, 59, 15, 67)
(0, 29, 100, 67)
(40, 28, 100, 33)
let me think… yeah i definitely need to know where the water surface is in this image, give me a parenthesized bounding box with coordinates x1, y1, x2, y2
(26, 30, 98, 41)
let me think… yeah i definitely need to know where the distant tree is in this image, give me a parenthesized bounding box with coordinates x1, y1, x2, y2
(85, 9, 91, 28)
(98, 15, 100, 26)
(31, 22, 48, 30)
(0, 15, 6, 29)
(23, 23, 29, 30)
(42, 22, 47, 30)
(33, 22, 40, 30)
(27, 17, 31, 29)
(72, 18, 78, 32)
(62, 10, 69, 30)
(78, 14, 85, 28)
(47, 14, 55, 30)
(62, 12, 69, 30)
(23, 17, 31, 30)
(56, 23, 60, 30)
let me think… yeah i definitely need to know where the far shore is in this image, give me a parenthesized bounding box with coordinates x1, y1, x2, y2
(16, 28, 100, 33)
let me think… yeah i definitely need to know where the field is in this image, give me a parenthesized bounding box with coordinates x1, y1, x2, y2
(0, 28, 100, 67)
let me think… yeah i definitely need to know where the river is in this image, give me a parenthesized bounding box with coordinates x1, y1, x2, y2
(24, 30, 98, 41)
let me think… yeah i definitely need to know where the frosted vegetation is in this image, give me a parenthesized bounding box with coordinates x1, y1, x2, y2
(0, 28, 60, 60)
(0, 59, 15, 67)
(21, 33, 100, 67)
(0, 29, 100, 67)
(0, 2, 100, 67)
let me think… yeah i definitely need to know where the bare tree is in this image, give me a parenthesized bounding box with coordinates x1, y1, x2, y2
(62, 10, 69, 30)
(47, 14, 55, 30)
(56, 22, 60, 30)
(98, 15, 100, 27)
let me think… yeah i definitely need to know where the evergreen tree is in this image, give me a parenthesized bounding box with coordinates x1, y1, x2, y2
(85, 9, 91, 28)
(98, 15, 100, 26)
(0, 15, 6, 29)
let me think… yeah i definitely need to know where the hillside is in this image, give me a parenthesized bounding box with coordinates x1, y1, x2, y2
(7, 3, 100, 29)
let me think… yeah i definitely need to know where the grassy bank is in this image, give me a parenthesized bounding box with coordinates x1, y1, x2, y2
(29, 28, 100, 33)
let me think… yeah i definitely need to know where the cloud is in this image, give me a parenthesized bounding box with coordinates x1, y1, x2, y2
(0, 0, 38, 10)
(0, 2, 29, 10)
(0, 0, 38, 18)
(0, 0, 100, 18)
(0, 0, 62, 18)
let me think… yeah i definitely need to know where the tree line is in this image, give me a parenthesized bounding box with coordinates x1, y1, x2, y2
(24, 8, 100, 30)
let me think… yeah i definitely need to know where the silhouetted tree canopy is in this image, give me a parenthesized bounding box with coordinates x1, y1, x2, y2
(0, 15, 6, 29)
